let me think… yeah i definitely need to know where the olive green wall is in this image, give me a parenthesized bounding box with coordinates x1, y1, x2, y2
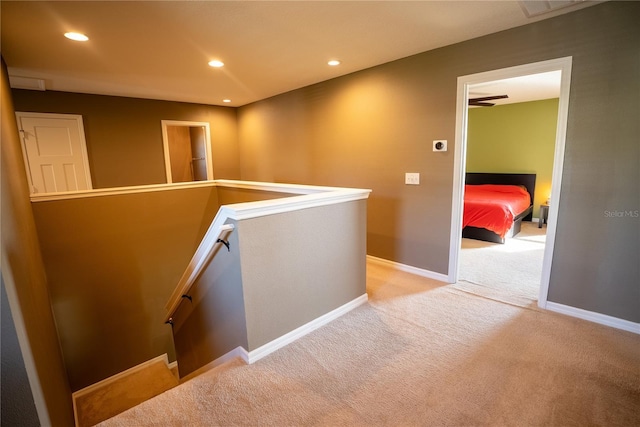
(237, 2, 639, 322)
(1, 59, 75, 425)
(31, 187, 220, 391)
(12, 90, 240, 188)
(467, 99, 559, 218)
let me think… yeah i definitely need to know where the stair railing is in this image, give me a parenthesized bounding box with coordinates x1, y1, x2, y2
(164, 212, 234, 322)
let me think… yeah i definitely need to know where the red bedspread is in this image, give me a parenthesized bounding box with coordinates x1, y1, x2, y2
(463, 184, 532, 238)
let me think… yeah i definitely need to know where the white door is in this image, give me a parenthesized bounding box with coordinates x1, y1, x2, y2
(16, 112, 92, 194)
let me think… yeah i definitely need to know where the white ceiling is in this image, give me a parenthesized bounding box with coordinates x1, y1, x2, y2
(1, 1, 599, 107)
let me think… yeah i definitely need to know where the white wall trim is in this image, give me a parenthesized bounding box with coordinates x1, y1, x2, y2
(244, 294, 369, 364)
(545, 302, 640, 335)
(214, 179, 335, 194)
(223, 189, 371, 221)
(178, 347, 247, 384)
(29, 179, 371, 203)
(29, 180, 218, 202)
(449, 56, 573, 303)
(367, 255, 449, 283)
(1, 264, 51, 427)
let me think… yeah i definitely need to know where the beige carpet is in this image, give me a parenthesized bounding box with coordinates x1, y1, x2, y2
(98, 259, 640, 426)
(75, 357, 178, 426)
(456, 222, 546, 307)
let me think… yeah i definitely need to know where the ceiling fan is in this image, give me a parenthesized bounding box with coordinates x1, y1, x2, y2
(468, 95, 508, 107)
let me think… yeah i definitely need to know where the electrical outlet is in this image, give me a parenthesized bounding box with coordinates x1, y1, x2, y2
(405, 173, 420, 185)
(433, 140, 448, 152)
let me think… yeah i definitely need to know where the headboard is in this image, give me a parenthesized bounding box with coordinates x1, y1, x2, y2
(465, 172, 536, 207)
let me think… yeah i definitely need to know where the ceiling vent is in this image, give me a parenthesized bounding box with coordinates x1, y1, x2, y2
(9, 76, 46, 91)
(519, 0, 587, 18)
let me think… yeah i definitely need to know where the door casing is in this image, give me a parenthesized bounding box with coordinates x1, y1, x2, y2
(448, 56, 573, 308)
(16, 112, 92, 195)
(161, 120, 213, 183)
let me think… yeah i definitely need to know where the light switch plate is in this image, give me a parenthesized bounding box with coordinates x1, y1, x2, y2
(405, 173, 420, 185)
(433, 140, 448, 152)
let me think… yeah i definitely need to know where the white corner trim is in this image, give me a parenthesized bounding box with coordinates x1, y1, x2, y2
(1, 263, 51, 427)
(245, 294, 369, 364)
(367, 255, 450, 283)
(213, 179, 365, 195)
(225, 189, 371, 221)
(179, 347, 248, 384)
(545, 302, 640, 335)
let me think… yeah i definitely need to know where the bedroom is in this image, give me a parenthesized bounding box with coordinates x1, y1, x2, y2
(458, 71, 559, 304)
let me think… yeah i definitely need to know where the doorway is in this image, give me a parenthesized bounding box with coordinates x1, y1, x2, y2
(448, 57, 573, 309)
(15, 112, 93, 195)
(161, 120, 213, 183)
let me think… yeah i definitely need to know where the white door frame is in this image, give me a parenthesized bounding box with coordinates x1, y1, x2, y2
(16, 112, 93, 194)
(161, 120, 214, 183)
(448, 56, 573, 308)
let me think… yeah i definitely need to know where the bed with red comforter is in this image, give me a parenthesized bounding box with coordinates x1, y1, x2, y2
(462, 173, 536, 244)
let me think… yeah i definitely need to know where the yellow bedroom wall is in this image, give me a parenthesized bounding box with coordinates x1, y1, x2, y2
(466, 99, 559, 219)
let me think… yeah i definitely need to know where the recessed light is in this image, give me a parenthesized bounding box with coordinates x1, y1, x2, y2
(328, 60, 341, 66)
(64, 32, 89, 42)
(223, 99, 231, 103)
(208, 60, 225, 68)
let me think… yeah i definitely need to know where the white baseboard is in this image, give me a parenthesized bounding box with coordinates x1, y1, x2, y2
(72, 354, 170, 399)
(72, 353, 171, 426)
(244, 293, 369, 364)
(179, 294, 368, 382)
(367, 255, 449, 283)
(179, 346, 247, 383)
(545, 301, 640, 334)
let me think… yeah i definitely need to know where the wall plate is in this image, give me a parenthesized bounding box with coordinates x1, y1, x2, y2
(405, 173, 420, 185)
(433, 140, 447, 152)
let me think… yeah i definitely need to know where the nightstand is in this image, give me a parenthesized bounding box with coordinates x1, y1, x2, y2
(539, 204, 549, 228)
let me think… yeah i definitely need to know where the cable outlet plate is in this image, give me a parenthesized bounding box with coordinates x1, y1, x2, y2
(433, 140, 448, 152)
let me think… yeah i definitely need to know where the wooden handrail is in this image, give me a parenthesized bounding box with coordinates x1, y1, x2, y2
(164, 220, 234, 322)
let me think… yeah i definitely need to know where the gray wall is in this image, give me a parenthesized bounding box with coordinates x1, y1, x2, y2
(171, 198, 368, 375)
(239, 199, 368, 349)
(237, 2, 639, 323)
